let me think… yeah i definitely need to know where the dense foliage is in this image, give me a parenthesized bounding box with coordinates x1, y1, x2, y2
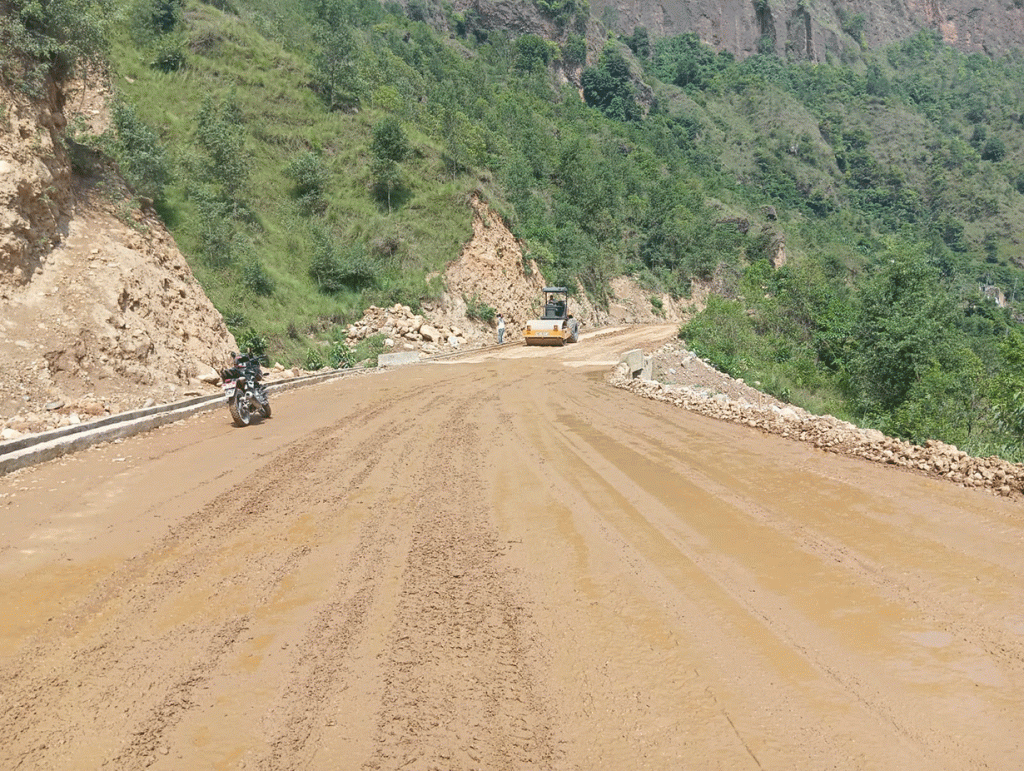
(44, 0, 1024, 458)
(0, 0, 111, 92)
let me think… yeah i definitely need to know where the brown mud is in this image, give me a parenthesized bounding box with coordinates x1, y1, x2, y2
(2, 326, 1023, 770)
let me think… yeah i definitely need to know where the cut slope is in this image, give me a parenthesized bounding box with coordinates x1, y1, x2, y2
(0, 81, 235, 437)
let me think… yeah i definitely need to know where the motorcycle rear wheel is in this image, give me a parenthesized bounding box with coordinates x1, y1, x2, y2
(229, 396, 251, 427)
(258, 398, 272, 419)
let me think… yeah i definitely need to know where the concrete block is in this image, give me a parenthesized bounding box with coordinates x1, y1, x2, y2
(378, 351, 421, 367)
(640, 355, 654, 381)
(620, 349, 643, 378)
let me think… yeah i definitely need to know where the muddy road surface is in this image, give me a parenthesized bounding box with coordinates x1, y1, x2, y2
(2, 326, 1023, 770)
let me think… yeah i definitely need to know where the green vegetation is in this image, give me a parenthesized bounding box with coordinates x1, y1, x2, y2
(464, 293, 496, 323)
(29, 0, 1024, 459)
(0, 0, 111, 92)
(370, 116, 410, 212)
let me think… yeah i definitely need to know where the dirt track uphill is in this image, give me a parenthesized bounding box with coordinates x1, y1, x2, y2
(2, 325, 1023, 770)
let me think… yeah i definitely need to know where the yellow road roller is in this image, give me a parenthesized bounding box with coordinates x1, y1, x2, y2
(524, 287, 580, 346)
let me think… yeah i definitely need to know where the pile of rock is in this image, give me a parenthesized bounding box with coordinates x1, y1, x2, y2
(1, 394, 121, 440)
(346, 304, 482, 354)
(610, 362, 1024, 499)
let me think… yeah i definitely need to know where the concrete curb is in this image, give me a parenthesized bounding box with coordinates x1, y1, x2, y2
(0, 367, 365, 477)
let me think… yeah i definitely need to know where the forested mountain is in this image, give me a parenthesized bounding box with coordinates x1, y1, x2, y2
(5, 0, 1024, 458)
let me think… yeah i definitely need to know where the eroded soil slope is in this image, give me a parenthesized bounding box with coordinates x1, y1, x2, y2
(2, 327, 1023, 770)
(0, 80, 235, 437)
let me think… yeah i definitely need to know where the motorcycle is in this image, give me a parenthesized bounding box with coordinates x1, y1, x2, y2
(220, 353, 271, 427)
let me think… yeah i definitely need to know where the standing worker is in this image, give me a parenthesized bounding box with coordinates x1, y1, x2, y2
(496, 313, 506, 344)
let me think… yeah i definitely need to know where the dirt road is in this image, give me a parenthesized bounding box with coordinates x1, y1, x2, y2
(2, 326, 1023, 770)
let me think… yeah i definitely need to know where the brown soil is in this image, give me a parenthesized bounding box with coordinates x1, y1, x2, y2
(3, 326, 1024, 770)
(1, 79, 235, 438)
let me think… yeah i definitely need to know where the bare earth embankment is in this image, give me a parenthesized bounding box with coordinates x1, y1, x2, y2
(2, 325, 1023, 770)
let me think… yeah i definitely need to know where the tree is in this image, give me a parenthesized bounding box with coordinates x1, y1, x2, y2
(581, 45, 641, 121)
(514, 34, 552, 73)
(981, 136, 1006, 162)
(848, 239, 959, 415)
(441, 109, 485, 180)
(370, 117, 409, 212)
(625, 26, 650, 59)
(313, 24, 364, 111)
(195, 95, 248, 201)
(991, 331, 1024, 440)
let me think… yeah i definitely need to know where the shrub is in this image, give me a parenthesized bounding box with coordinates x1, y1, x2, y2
(562, 33, 587, 66)
(151, 37, 187, 72)
(190, 188, 246, 266)
(236, 328, 268, 358)
(354, 333, 387, 367)
(128, 0, 185, 40)
(679, 295, 758, 376)
(0, 0, 110, 92)
(309, 229, 377, 293)
(242, 257, 274, 296)
(195, 95, 248, 200)
(286, 151, 329, 213)
(464, 293, 496, 322)
(304, 347, 325, 370)
(533, 0, 584, 26)
(110, 100, 170, 201)
(328, 340, 356, 368)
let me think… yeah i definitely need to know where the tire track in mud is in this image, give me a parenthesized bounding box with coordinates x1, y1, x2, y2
(621, 395, 1024, 689)
(364, 370, 562, 771)
(504, 387, 923, 768)
(7, 342, 1023, 770)
(249, 395, 447, 770)
(532, 382, 1024, 768)
(486, 369, 776, 769)
(0, 381, 451, 770)
(106, 615, 252, 769)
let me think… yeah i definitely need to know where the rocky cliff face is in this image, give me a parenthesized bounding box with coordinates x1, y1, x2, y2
(0, 79, 236, 439)
(450, 0, 1024, 60)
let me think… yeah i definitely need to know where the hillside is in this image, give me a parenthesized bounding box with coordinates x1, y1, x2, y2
(0, 74, 679, 436)
(5, 0, 1024, 459)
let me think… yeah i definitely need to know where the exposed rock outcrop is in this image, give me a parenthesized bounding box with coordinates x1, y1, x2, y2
(453, 0, 1024, 62)
(0, 80, 71, 293)
(440, 195, 547, 343)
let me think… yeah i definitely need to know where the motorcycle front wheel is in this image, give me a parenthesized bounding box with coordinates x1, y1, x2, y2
(229, 395, 251, 427)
